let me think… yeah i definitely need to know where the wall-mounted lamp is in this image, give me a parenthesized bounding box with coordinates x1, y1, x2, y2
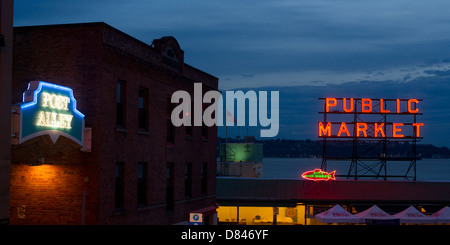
(29, 153, 45, 166)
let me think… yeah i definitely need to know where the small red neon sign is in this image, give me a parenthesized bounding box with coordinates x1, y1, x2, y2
(301, 169, 336, 181)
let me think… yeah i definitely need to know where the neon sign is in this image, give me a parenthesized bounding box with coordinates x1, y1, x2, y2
(318, 98, 423, 138)
(19, 81, 85, 146)
(301, 169, 336, 181)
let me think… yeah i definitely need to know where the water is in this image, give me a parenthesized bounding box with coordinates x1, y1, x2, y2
(262, 158, 450, 181)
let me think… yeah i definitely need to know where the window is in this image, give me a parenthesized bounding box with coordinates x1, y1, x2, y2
(163, 47, 181, 70)
(201, 162, 208, 195)
(138, 87, 149, 131)
(137, 162, 148, 207)
(166, 162, 175, 211)
(201, 103, 210, 139)
(185, 105, 193, 137)
(167, 95, 175, 144)
(115, 162, 125, 210)
(117, 80, 126, 127)
(185, 163, 192, 198)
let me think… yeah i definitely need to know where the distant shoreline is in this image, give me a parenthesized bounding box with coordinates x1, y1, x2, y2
(218, 137, 450, 159)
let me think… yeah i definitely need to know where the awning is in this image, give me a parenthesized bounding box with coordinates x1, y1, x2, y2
(315, 204, 363, 223)
(431, 206, 450, 223)
(393, 206, 435, 224)
(355, 205, 397, 220)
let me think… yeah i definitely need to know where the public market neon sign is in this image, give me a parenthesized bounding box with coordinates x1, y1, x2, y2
(318, 98, 424, 138)
(19, 81, 85, 146)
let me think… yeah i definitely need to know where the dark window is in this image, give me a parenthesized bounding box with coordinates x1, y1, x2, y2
(185, 162, 192, 198)
(137, 162, 148, 206)
(115, 162, 125, 210)
(201, 124, 208, 139)
(201, 162, 208, 195)
(163, 48, 181, 70)
(185, 106, 193, 137)
(166, 162, 175, 211)
(201, 104, 208, 139)
(117, 80, 126, 127)
(167, 118, 175, 144)
(138, 87, 149, 130)
(167, 95, 175, 144)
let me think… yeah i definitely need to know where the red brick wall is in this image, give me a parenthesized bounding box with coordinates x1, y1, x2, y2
(97, 27, 218, 225)
(10, 136, 97, 225)
(11, 23, 103, 225)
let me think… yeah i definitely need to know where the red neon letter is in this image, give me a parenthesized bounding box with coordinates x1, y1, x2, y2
(408, 99, 419, 113)
(343, 98, 354, 112)
(380, 99, 390, 113)
(413, 123, 424, 137)
(374, 123, 385, 137)
(393, 123, 404, 137)
(396, 99, 400, 113)
(337, 122, 350, 137)
(326, 98, 337, 112)
(356, 123, 367, 137)
(361, 98, 372, 113)
(319, 122, 331, 137)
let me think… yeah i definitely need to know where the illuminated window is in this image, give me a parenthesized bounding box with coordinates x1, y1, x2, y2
(185, 162, 192, 198)
(116, 80, 126, 128)
(138, 87, 149, 131)
(137, 162, 148, 207)
(115, 162, 125, 210)
(217, 206, 306, 225)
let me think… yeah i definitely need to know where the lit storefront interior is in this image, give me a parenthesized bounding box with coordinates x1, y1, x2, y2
(216, 178, 450, 225)
(218, 205, 306, 225)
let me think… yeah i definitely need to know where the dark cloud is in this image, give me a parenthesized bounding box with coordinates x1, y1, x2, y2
(14, 0, 450, 78)
(423, 69, 450, 76)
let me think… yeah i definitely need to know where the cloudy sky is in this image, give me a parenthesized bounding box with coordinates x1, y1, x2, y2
(13, 0, 450, 146)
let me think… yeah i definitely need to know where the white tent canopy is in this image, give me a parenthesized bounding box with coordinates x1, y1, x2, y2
(355, 205, 397, 220)
(315, 204, 363, 223)
(393, 206, 435, 224)
(431, 206, 450, 224)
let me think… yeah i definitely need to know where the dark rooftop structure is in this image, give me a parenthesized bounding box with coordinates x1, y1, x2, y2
(217, 177, 450, 207)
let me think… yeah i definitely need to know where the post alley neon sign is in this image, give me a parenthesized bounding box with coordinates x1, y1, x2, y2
(19, 81, 85, 146)
(318, 98, 423, 139)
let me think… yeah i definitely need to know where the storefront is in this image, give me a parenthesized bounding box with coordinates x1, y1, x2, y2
(218, 205, 306, 225)
(216, 177, 450, 225)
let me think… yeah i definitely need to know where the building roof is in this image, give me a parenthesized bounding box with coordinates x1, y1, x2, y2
(216, 177, 450, 206)
(14, 22, 219, 84)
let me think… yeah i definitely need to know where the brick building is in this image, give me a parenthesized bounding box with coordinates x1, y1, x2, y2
(0, 0, 13, 225)
(10, 22, 218, 225)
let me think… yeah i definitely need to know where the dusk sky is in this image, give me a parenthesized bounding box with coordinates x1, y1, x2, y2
(13, 0, 450, 147)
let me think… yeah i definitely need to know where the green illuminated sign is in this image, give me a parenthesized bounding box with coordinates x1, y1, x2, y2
(220, 143, 263, 162)
(19, 81, 85, 147)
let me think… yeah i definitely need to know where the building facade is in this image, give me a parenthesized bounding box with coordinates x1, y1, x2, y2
(0, 0, 13, 225)
(10, 22, 218, 225)
(217, 178, 450, 225)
